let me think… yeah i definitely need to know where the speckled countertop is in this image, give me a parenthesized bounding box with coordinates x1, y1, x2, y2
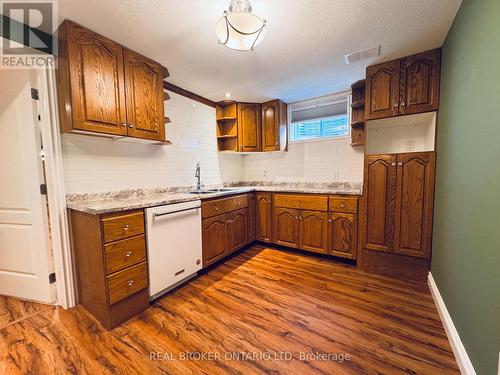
(66, 182, 363, 215)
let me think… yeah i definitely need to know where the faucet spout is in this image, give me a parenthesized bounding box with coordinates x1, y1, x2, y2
(195, 162, 201, 191)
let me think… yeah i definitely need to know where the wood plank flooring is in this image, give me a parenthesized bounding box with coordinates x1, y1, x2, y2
(0, 245, 459, 374)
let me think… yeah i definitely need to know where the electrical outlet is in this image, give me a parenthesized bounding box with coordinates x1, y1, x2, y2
(263, 170, 267, 178)
(406, 140, 416, 151)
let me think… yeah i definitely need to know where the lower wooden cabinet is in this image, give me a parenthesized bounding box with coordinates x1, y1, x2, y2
(202, 207, 249, 267)
(299, 210, 329, 254)
(256, 193, 272, 242)
(69, 209, 149, 329)
(273, 207, 300, 248)
(328, 213, 357, 259)
(247, 193, 255, 242)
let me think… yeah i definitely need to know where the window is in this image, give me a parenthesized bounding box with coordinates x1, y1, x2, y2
(289, 93, 350, 142)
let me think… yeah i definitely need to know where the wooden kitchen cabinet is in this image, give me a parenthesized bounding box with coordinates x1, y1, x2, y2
(202, 213, 227, 266)
(57, 20, 167, 141)
(262, 100, 287, 151)
(273, 207, 300, 248)
(237, 103, 262, 152)
(247, 193, 256, 242)
(400, 49, 441, 115)
(365, 60, 400, 120)
(363, 154, 397, 253)
(69, 209, 149, 329)
(394, 152, 436, 259)
(201, 196, 250, 267)
(365, 48, 441, 120)
(299, 210, 328, 254)
(362, 151, 436, 259)
(329, 213, 357, 259)
(256, 193, 273, 242)
(124, 49, 165, 141)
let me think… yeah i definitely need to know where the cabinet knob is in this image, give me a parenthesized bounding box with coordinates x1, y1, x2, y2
(127, 280, 134, 286)
(328, 219, 333, 223)
(340, 203, 345, 208)
(401, 102, 406, 107)
(215, 207, 219, 211)
(391, 162, 396, 166)
(398, 162, 403, 166)
(125, 251, 132, 257)
(394, 103, 399, 108)
(123, 224, 129, 231)
(121, 122, 127, 127)
(128, 123, 134, 128)
(299, 216, 303, 220)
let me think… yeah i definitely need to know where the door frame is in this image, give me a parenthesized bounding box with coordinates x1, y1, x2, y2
(37, 66, 76, 309)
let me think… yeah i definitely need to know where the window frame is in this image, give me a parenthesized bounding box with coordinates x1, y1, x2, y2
(287, 91, 352, 144)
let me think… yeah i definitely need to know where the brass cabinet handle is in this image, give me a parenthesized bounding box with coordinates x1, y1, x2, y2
(125, 251, 132, 257)
(127, 280, 134, 286)
(123, 224, 129, 231)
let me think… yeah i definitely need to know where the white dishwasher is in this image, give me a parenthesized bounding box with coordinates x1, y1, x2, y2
(145, 200, 202, 300)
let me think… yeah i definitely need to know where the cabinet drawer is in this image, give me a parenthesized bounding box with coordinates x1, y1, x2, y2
(106, 261, 148, 304)
(202, 194, 248, 218)
(102, 211, 144, 243)
(274, 194, 328, 211)
(104, 234, 146, 275)
(329, 197, 358, 213)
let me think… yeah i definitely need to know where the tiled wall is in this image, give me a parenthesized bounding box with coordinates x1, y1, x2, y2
(243, 138, 364, 183)
(62, 91, 244, 193)
(62, 92, 364, 193)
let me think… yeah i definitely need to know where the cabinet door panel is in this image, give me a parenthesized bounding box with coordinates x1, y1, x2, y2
(262, 100, 279, 151)
(227, 209, 248, 253)
(273, 207, 299, 248)
(365, 60, 400, 120)
(238, 103, 261, 152)
(247, 194, 256, 242)
(329, 213, 357, 259)
(400, 49, 441, 115)
(125, 49, 165, 141)
(394, 152, 435, 259)
(256, 193, 272, 242)
(363, 154, 397, 252)
(299, 211, 328, 254)
(202, 214, 227, 266)
(67, 22, 127, 135)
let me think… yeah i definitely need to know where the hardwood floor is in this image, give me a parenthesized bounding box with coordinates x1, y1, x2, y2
(0, 245, 459, 374)
(0, 296, 51, 329)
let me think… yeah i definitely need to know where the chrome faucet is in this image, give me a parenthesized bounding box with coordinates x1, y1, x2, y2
(195, 162, 201, 191)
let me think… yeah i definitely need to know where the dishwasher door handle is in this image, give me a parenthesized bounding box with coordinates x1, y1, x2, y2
(153, 207, 199, 218)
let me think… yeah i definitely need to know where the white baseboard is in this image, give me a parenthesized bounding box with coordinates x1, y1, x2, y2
(428, 272, 476, 375)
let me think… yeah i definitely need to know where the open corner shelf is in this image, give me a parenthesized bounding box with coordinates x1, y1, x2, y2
(350, 79, 366, 148)
(216, 116, 237, 122)
(217, 134, 237, 139)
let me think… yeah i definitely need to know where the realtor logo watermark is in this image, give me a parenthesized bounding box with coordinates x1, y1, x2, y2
(1, 0, 57, 68)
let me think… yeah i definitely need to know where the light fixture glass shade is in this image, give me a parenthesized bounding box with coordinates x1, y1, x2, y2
(216, 1, 267, 52)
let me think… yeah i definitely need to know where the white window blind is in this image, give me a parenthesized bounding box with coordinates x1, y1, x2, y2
(290, 94, 349, 142)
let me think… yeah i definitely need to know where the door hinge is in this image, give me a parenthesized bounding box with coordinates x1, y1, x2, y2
(40, 147, 46, 161)
(49, 273, 56, 284)
(40, 184, 47, 195)
(31, 88, 39, 101)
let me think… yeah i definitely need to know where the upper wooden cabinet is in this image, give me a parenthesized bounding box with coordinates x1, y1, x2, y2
(365, 49, 441, 120)
(57, 20, 166, 141)
(216, 100, 287, 153)
(262, 100, 287, 152)
(237, 103, 262, 152)
(124, 49, 165, 141)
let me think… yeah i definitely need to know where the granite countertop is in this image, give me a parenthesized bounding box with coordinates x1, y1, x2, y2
(66, 182, 363, 215)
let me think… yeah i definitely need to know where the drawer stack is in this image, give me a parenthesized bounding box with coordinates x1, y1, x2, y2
(70, 209, 149, 329)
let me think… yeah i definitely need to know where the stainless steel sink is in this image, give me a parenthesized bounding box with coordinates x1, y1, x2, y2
(187, 188, 240, 195)
(187, 190, 214, 194)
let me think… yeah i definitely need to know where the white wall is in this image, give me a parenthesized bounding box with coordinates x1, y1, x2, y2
(62, 91, 244, 193)
(243, 137, 364, 183)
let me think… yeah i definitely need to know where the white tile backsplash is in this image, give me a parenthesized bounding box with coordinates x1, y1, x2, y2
(243, 138, 364, 183)
(62, 91, 244, 193)
(62, 93, 364, 193)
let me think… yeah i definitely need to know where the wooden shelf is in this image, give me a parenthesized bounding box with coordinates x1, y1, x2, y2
(350, 142, 365, 147)
(217, 134, 237, 139)
(351, 120, 365, 128)
(351, 100, 365, 109)
(217, 116, 237, 121)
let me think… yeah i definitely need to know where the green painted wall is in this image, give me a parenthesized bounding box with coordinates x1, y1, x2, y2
(432, 0, 500, 374)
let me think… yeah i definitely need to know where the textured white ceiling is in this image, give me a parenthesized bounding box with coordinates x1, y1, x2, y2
(58, 0, 462, 103)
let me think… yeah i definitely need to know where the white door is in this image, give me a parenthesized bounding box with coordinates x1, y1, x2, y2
(0, 65, 52, 302)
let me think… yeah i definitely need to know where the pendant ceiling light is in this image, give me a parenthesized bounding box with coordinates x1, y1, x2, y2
(216, 0, 267, 52)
